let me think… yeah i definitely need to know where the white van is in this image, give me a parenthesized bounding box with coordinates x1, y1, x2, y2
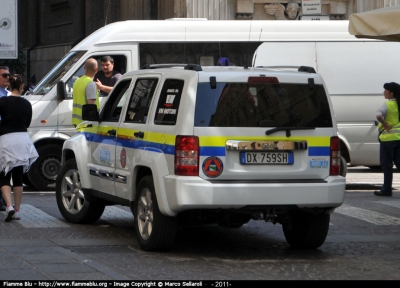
(253, 25, 400, 173)
(25, 19, 393, 189)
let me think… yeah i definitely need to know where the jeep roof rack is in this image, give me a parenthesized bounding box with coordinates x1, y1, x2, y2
(142, 63, 203, 71)
(255, 66, 316, 74)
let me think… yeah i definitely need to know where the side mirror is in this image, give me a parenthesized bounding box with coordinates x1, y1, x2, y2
(57, 81, 67, 100)
(82, 104, 99, 121)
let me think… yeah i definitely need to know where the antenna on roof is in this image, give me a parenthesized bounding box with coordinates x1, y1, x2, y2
(184, 27, 186, 63)
(105, 0, 111, 26)
(252, 28, 262, 67)
(244, 20, 253, 69)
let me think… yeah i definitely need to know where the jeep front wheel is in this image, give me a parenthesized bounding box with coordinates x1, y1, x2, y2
(56, 158, 105, 224)
(134, 176, 177, 251)
(282, 211, 330, 249)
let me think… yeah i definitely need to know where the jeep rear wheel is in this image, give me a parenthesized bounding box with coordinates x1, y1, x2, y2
(282, 211, 330, 249)
(56, 158, 105, 224)
(134, 176, 177, 251)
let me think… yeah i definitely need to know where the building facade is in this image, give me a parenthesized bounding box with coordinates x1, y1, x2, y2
(16, 0, 400, 81)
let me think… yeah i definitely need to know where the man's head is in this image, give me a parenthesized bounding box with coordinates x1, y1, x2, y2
(84, 58, 98, 78)
(100, 56, 115, 76)
(0, 66, 10, 89)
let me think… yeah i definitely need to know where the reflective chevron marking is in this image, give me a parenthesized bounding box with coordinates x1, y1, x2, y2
(335, 204, 400, 225)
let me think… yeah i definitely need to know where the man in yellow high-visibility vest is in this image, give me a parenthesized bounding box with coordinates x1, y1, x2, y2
(72, 58, 100, 126)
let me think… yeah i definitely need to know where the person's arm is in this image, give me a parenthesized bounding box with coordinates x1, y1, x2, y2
(376, 103, 391, 131)
(95, 72, 122, 94)
(85, 82, 98, 105)
(25, 101, 33, 128)
(95, 79, 114, 94)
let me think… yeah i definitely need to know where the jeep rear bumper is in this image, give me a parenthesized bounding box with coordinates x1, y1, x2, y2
(162, 176, 345, 215)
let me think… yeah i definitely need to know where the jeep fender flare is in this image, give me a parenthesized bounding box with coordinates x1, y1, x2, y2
(62, 133, 92, 189)
(145, 153, 177, 217)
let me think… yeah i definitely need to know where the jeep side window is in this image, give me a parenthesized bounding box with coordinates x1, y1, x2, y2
(125, 78, 158, 123)
(99, 80, 132, 122)
(154, 79, 184, 126)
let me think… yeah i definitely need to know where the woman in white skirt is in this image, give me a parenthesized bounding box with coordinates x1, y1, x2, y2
(0, 74, 38, 221)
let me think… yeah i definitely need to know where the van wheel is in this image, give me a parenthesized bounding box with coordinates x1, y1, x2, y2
(22, 173, 33, 188)
(56, 158, 105, 224)
(134, 176, 177, 251)
(27, 144, 62, 191)
(340, 156, 347, 177)
(368, 166, 382, 170)
(282, 211, 330, 249)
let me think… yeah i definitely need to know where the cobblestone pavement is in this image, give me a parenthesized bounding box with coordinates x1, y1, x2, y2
(0, 168, 399, 281)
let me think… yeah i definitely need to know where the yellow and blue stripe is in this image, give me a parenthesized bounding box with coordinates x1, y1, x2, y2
(79, 127, 331, 157)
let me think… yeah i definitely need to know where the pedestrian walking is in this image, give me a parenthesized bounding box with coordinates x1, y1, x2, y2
(0, 66, 12, 211)
(375, 82, 400, 197)
(0, 74, 38, 221)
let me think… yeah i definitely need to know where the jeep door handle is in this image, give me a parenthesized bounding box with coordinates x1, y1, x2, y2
(134, 131, 144, 138)
(107, 129, 116, 136)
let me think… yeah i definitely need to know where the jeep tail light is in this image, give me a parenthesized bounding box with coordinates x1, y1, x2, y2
(330, 136, 340, 176)
(175, 136, 199, 176)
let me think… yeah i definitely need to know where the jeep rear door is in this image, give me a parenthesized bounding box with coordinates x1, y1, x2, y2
(193, 77, 336, 181)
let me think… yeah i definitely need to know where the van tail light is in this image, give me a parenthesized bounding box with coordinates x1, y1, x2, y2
(330, 136, 340, 176)
(175, 136, 199, 176)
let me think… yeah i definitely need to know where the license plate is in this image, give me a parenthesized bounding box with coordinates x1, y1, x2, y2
(240, 152, 294, 165)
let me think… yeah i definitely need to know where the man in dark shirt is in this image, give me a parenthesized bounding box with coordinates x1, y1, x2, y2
(94, 56, 122, 97)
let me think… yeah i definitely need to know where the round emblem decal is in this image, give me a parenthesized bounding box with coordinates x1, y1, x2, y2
(120, 148, 127, 168)
(202, 157, 223, 178)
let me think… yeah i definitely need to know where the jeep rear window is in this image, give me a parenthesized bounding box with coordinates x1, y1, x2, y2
(154, 79, 184, 125)
(194, 83, 333, 128)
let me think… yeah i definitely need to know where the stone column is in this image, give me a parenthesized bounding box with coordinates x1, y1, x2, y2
(186, 0, 233, 20)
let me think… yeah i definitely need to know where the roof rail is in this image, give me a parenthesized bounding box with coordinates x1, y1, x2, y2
(255, 65, 316, 73)
(298, 66, 316, 73)
(142, 63, 202, 71)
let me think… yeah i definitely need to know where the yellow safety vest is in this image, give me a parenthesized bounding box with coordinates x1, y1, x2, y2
(379, 100, 400, 142)
(72, 75, 100, 126)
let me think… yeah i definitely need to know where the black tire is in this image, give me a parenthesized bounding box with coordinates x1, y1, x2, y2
(56, 158, 105, 224)
(340, 156, 348, 177)
(134, 176, 177, 251)
(22, 173, 33, 188)
(27, 144, 62, 191)
(368, 166, 382, 170)
(282, 211, 330, 249)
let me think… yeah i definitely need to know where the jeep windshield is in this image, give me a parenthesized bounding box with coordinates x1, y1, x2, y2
(194, 82, 333, 128)
(31, 51, 87, 96)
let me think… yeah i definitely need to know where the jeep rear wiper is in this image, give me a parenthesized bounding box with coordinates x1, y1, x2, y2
(266, 127, 316, 137)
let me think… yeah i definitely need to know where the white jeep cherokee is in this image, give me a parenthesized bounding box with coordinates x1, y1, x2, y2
(56, 64, 345, 251)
